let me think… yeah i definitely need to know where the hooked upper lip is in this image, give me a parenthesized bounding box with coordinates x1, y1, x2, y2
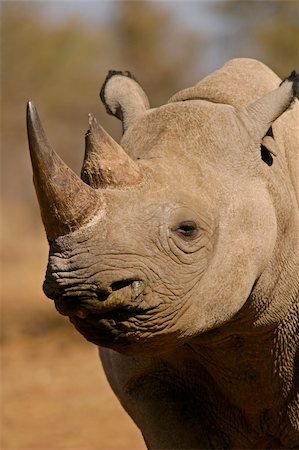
(54, 280, 145, 318)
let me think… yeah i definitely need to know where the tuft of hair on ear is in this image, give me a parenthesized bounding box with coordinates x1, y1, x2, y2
(280, 70, 299, 99)
(100, 70, 137, 118)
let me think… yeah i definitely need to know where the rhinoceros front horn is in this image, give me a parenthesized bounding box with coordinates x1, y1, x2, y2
(27, 102, 102, 241)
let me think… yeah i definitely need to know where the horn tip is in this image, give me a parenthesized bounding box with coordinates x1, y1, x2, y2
(88, 113, 96, 127)
(27, 101, 36, 113)
(26, 101, 39, 126)
(88, 114, 104, 136)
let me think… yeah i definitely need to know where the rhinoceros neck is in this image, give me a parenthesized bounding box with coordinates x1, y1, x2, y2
(186, 245, 298, 439)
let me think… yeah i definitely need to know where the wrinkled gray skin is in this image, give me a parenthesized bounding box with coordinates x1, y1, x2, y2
(28, 59, 298, 449)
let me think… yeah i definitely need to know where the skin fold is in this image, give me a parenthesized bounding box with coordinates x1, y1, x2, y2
(27, 59, 299, 449)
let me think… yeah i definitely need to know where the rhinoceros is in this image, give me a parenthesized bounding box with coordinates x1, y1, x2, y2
(27, 58, 298, 449)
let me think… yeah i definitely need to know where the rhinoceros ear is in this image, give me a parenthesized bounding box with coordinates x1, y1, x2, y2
(100, 70, 150, 133)
(239, 70, 298, 143)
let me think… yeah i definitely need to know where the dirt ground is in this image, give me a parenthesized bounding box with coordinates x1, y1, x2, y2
(1, 212, 145, 450)
(2, 331, 145, 450)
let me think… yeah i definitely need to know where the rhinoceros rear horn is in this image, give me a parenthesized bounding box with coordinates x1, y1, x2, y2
(240, 70, 299, 142)
(100, 71, 150, 132)
(81, 114, 143, 189)
(27, 102, 102, 241)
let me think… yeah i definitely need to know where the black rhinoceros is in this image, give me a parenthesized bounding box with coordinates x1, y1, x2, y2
(27, 59, 299, 449)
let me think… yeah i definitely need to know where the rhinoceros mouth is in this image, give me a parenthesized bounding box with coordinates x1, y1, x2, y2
(53, 279, 145, 319)
(65, 280, 150, 347)
(69, 306, 145, 340)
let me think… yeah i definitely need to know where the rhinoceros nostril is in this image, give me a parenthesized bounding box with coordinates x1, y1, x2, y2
(110, 279, 137, 292)
(96, 289, 112, 302)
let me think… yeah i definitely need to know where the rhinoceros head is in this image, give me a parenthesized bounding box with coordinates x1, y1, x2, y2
(27, 60, 298, 354)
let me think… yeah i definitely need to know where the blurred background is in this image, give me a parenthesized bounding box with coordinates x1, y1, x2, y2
(1, 1, 298, 449)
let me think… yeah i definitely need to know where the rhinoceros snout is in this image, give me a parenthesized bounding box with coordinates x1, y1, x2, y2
(49, 278, 145, 319)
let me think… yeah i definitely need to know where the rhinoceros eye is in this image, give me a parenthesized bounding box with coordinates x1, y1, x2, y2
(175, 221, 198, 238)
